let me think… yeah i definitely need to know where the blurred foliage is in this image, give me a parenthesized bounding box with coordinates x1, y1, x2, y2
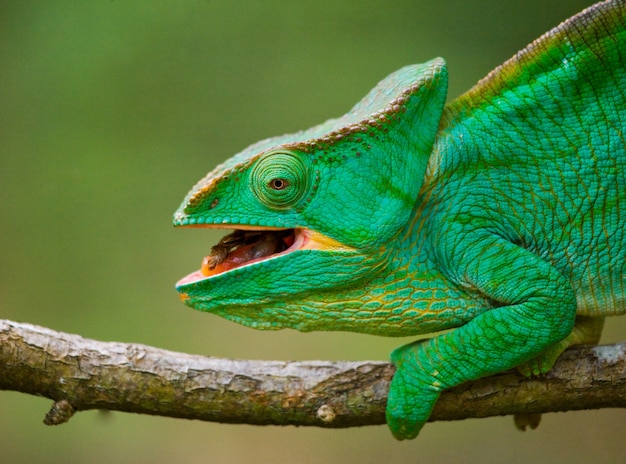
(1, 1, 625, 463)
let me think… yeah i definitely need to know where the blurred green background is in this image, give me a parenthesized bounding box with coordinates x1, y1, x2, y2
(2, 1, 625, 463)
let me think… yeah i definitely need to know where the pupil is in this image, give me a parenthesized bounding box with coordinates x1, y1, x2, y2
(271, 178, 286, 190)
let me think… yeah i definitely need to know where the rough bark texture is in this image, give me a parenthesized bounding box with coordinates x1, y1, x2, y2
(0, 319, 624, 428)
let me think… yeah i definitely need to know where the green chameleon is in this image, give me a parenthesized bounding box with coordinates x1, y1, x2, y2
(174, 0, 626, 439)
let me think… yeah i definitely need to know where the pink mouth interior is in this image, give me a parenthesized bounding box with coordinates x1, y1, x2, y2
(176, 229, 298, 286)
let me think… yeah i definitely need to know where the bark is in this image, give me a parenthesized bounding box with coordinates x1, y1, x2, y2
(0, 319, 624, 428)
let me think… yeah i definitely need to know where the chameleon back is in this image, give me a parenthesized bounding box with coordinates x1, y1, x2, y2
(427, 0, 626, 317)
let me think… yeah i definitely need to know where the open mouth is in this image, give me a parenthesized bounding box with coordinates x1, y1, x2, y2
(177, 228, 298, 286)
(176, 226, 352, 288)
(201, 228, 296, 276)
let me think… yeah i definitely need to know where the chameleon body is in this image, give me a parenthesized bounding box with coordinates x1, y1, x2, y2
(174, 0, 626, 439)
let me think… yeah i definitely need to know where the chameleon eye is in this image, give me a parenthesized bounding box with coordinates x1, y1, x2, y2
(251, 151, 309, 209)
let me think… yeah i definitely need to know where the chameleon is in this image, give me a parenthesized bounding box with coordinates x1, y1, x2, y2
(173, 0, 626, 440)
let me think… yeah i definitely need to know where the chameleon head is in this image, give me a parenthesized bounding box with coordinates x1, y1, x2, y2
(174, 59, 448, 332)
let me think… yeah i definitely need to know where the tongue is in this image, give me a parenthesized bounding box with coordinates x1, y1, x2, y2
(201, 239, 278, 277)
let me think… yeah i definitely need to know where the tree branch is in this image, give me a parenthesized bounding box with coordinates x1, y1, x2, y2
(0, 319, 624, 428)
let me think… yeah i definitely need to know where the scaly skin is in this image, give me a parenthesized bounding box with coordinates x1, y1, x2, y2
(174, 0, 626, 439)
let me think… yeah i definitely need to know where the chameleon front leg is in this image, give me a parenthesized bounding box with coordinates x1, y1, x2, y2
(386, 238, 577, 439)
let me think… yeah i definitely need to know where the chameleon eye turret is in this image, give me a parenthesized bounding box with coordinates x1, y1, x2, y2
(249, 151, 311, 210)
